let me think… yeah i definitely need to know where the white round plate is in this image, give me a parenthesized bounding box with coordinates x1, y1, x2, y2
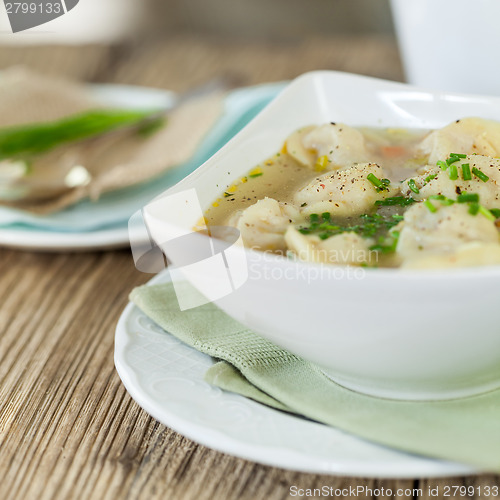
(0, 224, 130, 252)
(0, 222, 151, 252)
(114, 272, 475, 478)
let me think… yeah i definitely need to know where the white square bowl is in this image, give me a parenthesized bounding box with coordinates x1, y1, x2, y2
(144, 71, 500, 400)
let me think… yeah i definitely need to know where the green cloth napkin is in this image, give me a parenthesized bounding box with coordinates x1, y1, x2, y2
(130, 281, 500, 472)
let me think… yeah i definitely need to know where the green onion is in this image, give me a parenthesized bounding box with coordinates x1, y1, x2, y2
(298, 211, 403, 241)
(367, 173, 383, 188)
(489, 208, 500, 218)
(429, 194, 455, 205)
(369, 231, 400, 254)
(468, 203, 480, 216)
(424, 199, 437, 213)
(249, 172, 263, 178)
(446, 156, 460, 166)
(440, 198, 456, 206)
(321, 212, 331, 221)
(437, 160, 448, 170)
(457, 193, 480, 203)
(472, 167, 489, 182)
(374, 197, 415, 207)
(478, 206, 495, 221)
(448, 164, 458, 180)
(408, 179, 420, 194)
(0, 109, 166, 159)
(319, 224, 341, 231)
(424, 174, 437, 183)
(450, 153, 467, 159)
(461, 163, 472, 181)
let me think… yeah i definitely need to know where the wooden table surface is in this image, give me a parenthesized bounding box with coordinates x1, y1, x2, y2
(0, 35, 498, 500)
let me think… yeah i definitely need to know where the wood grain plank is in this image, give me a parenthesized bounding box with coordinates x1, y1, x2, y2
(0, 240, 498, 500)
(0, 45, 113, 82)
(109, 34, 404, 92)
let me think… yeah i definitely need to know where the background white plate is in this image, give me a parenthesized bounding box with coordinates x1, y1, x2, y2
(114, 272, 475, 478)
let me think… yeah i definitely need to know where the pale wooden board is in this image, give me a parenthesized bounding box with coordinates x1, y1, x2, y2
(110, 34, 404, 91)
(0, 45, 113, 82)
(0, 40, 498, 500)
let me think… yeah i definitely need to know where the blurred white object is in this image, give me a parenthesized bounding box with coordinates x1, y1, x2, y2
(0, 0, 144, 44)
(391, 0, 500, 95)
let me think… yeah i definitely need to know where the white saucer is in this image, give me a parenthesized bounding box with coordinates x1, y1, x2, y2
(114, 272, 475, 478)
(0, 224, 144, 252)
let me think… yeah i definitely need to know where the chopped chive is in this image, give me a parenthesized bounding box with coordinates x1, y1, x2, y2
(424, 199, 437, 213)
(424, 174, 437, 183)
(408, 179, 420, 194)
(461, 163, 472, 181)
(429, 194, 455, 205)
(457, 193, 480, 203)
(319, 224, 341, 231)
(298, 210, 403, 241)
(369, 231, 400, 254)
(468, 203, 480, 216)
(367, 174, 391, 192)
(478, 206, 495, 221)
(248, 167, 263, 178)
(446, 156, 460, 166)
(489, 208, 500, 218)
(367, 173, 383, 188)
(448, 164, 458, 180)
(321, 212, 331, 221)
(450, 153, 467, 159)
(374, 196, 415, 207)
(440, 198, 455, 206)
(437, 160, 448, 170)
(472, 167, 489, 182)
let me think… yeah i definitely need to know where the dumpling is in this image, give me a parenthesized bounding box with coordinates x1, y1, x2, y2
(295, 163, 399, 216)
(417, 117, 500, 165)
(234, 197, 298, 252)
(401, 154, 500, 209)
(396, 202, 500, 268)
(284, 226, 374, 266)
(401, 243, 500, 269)
(285, 123, 370, 170)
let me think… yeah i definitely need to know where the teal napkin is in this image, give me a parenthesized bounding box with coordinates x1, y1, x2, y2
(130, 281, 500, 472)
